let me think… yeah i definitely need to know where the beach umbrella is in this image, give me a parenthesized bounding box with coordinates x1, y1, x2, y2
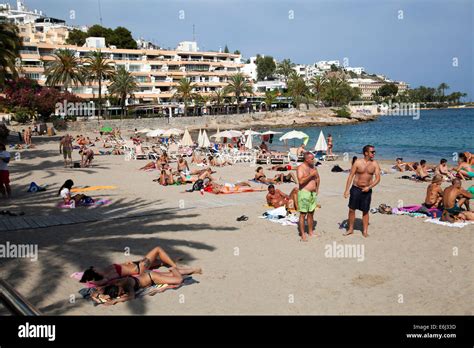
(197, 129, 203, 146)
(162, 128, 184, 137)
(261, 130, 283, 135)
(181, 128, 193, 147)
(244, 134, 253, 149)
(136, 128, 151, 134)
(279, 130, 309, 145)
(314, 130, 328, 152)
(100, 126, 113, 133)
(146, 129, 164, 137)
(214, 127, 221, 142)
(201, 130, 211, 148)
(211, 130, 243, 139)
(243, 129, 262, 136)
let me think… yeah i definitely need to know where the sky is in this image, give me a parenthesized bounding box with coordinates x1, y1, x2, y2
(9, 0, 474, 99)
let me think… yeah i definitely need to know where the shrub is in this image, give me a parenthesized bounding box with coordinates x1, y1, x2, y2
(333, 106, 351, 118)
(52, 117, 68, 131)
(13, 107, 34, 123)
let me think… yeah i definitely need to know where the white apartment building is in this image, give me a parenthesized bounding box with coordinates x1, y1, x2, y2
(176, 41, 199, 52)
(348, 78, 408, 100)
(253, 80, 286, 93)
(242, 56, 258, 81)
(345, 67, 365, 75)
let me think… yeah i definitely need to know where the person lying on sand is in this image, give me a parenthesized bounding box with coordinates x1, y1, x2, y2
(80, 246, 202, 287)
(266, 184, 298, 210)
(268, 164, 295, 171)
(415, 160, 431, 181)
(90, 268, 185, 305)
(393, 158, 415, 172)
(255, 166, 296, 184)
(208, 155, 232, 167)
(441, 179, 473, 222)
(205, 181, 253, 194)
(423, 175, 444, 209)
(453, 152, 474, 180)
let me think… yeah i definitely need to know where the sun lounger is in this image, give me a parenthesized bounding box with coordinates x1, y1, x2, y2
(323, 154, 339, 161)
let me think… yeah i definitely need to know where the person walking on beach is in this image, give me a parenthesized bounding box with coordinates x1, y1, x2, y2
(0, 143, 11, 198)
(296, 152, 320, 242)
(59, 134, 73, 168)
(327, 134, 333, 155)
(343, 145, 381, 237)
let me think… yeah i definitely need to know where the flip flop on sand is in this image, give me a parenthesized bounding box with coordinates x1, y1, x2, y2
(236, 215, 248, 221)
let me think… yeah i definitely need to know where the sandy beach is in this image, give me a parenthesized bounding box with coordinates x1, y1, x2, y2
(0, 132, 472, 316)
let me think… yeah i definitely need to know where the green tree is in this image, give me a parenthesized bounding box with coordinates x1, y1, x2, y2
(224, 45, 229, 53)
(84, 50, 115, 121)
(173, 78, 197, 117)
(107, 66, 138, 118)
(224, 73, 253, 114)
(309, 75, 326, 104)
(0, 22, 22, 86)
(110, 27, 138, 49)
(44, 49, 85, 90)
(287, 74, 311, 109)
(66, 29, 87, 46)
(437, 83, 449, 102)
(378, 83, 398, 98)
(256, 55, 276, 81)
(276, 58, 295, 85)
(264, 90, 279, 112)
(233, 50, 240, 55)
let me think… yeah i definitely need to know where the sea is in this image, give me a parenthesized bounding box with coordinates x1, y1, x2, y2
(268, 108, 473, 164)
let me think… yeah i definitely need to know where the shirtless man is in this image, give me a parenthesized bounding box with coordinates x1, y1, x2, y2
(266, 184, 298, 210)
(59, 134, 73, 168)
(394, 158, 415, 172)
(24, 127, 32, 146)
(81, 146, 94, 167)
(416, 160, 430, 181)
(423, 175, 444, 208)
(435, 158, 454, 180)
(260, 141, 269, 154)
(441, 179, 473, 222)
(343, 145, 381, 237)
(327, 134, 333, 155)
(296, 143, 306, 157)
(296, 152, 320, 242)
(454, 153, 474, 180)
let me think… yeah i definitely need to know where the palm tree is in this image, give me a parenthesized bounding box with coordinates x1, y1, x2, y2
(173, 78, 197, 116)
(286, 74, 311, 109)
(84, 50, 115, 121)
(264, 90, 279, 112)
(0, 22, 22, 86)
(309, 75, 326, 105)
(108, 66, 138, 119)
(321, 76, 343, 106)
(211, 88, 227, 114)
(44, 49, 85, 90)
(437, 83, 449, 102)
(224, 73, 253, 114)
(276, 59, 295, 85)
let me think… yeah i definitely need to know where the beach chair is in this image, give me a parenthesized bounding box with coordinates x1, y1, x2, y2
(167, 143, 179, 160)
(255, 152, 270, 165)
(134, 145, 147, 160)
(270, 153, 285, 165)
(288, 148, 303, 162)
(323, 154, 339, 161)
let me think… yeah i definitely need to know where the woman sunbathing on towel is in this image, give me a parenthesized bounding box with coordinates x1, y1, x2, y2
(208, 155, 232, 167)
(90, 268, 184, 305)
(255, 167, 297, 184)
(205, 181, 252, 194)
(80, 246, 202, 287)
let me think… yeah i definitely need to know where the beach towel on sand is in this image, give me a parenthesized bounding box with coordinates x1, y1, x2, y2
(58, 198, 111, 209)
(71, 186, 117, 193)
(424, 218, 474, 228)
(75, 274, 198, 306)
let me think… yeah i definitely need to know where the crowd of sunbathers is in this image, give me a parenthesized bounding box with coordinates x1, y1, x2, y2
(393, 152, 474, 181)
(79, 246, 202, 305)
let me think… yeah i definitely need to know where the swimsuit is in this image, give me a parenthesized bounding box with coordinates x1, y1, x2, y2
(113, 261, 141, 277)
(348, 185, 372, 213)
(297, 190, 317, 213)
(445, 204, 461, 215)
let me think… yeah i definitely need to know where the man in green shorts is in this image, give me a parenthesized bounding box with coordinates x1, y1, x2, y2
(296, 152, 320, 242)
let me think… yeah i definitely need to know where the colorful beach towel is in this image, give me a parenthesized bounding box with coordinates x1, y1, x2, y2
(78, 275, 198, 306)
(58, 198, 111, 209)
(424, 218, 474, 228)
(71, 186, 117, 193)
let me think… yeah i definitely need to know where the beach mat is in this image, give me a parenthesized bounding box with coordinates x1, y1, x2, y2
(208, 187, 267, 194)
(424, 218, 474, 228)
(58, 198, 112, 209)
(71, 186, 117, 193)
(78, 275, 198, 306)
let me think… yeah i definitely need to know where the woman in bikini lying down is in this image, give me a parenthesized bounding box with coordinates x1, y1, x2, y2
(80, 246, 202, 286)
(90, 268, 183, 305)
